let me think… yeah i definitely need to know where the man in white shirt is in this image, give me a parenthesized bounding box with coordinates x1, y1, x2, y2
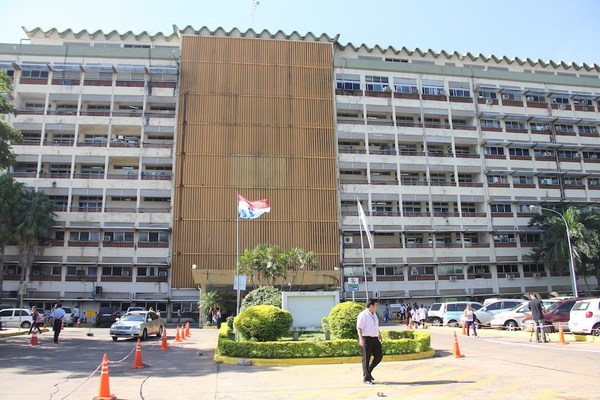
(49, 302, 66, 344)
(356, 298, 383, 384)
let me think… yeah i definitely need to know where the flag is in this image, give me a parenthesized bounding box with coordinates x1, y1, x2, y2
(357, 200, 374, 249)
(238, 195, 271, 219)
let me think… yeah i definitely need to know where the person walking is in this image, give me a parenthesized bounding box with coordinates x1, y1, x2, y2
(49, 303, 66, 344)
(356, 298, 383, 385)
(418, 304, 428, 328)
(28, 306, 43, 335)
(529, 293, 548, 343)
(463, 304, 478, 337)
(410, 306, 419, 329)
(177, 308, 181, 323)
(72, 306, 80, 326)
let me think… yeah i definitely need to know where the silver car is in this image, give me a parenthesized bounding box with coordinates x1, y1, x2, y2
(110, 311, 164, 341)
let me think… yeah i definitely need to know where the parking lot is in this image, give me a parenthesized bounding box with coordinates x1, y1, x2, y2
(1, 324, 599, 399)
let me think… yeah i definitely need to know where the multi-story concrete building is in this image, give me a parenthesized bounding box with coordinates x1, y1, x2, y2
(1, 26, 598, 317)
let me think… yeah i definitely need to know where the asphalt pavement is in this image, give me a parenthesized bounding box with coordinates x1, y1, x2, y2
(0, 325, 599, 399)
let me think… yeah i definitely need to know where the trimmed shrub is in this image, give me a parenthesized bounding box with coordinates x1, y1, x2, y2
(326, 302, 364, 339)
(241, 285, 282, 311)
(216, 325, 431, 359)
(234, 305, 293, 342)
(226, 316, 235, 331)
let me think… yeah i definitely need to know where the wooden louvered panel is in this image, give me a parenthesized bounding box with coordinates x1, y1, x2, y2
(172, 36, 339, 289)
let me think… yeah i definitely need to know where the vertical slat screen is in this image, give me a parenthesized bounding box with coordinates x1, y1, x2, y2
(172, 36, 339, 288)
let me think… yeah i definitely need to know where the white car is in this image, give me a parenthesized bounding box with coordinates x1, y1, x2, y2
(110, 311, 164, 341)
(0, 308, 33, 329)
(568, 298, 600, 336)
(490, 299, 559, 330)
(466, 299, 525, 327)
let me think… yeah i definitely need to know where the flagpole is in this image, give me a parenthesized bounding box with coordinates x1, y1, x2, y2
(359, 219, 369, 301)
(236, 197, 241, 317)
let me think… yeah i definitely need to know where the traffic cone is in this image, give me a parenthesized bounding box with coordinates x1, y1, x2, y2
(160, 328, 169, 350)
(93, 353, 117, 400)
(30, 332, 38, 346)
(185, 322, 190, 338)
(61, 320, 65, 331)
(131, 338, 145, 369)
(408, 320, 413, 329)
(462, 322, 467, 336)
(452, 332, 465, 358)
(558, 323, 568, 345)
(76, 320, 81, 328)
(175, 326, 182, 342)
(182, 325, 187, 340)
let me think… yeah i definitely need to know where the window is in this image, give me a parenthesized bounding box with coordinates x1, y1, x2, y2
(530, 122, 548, 131)
(22, 70, 49, 79)
(430, 203, 449, 213)
(514, 175, 534, 185)
(53, 231, 65, 240)
(490, 204, 511, 213)
(405, 235, 424, 245)
(149, 106, 175, 113)
(422, 83, 445, 95)
(487, 175, 508, 184)
(438, 265, 463, 275)
(49, 164, 71, 174)
(372, 202, 393, 212)
(31, 265, 61, 276)
(467, 265, 490, 274)
(402, 202, 422, 213)
(365, 75, 389, 92)
(555, 124, 575, 132)
(579, 125, 598, 134)
(80, 164, 104, 174)
(588, 177, 600, 186)
(102, 267, 132, 276)
(505, 121, 526, 130)
(509, 148, 530, 157)
(534, 149, 555, 158)
(551, 96, 569, 105)
(139, 231, 168, 242)
(484, 147, 504, 155)
(335, 74, 360, 90)
(481, 119, 500, 128)
(111, 196, 136, 202)
(69, 231, 100, 241)
(501, 92, 520, 101)
(429, 173, 447, 183)
(497, 264, 518, 273)
(103, 232, 134, 242)
(461, 203, 476, 213)
(78, 196, 102, 209)
(449, 88, 470, 97)
(375, 266, 403, 276)
(520, 233, 540, 243)
(526, 94, 545, 103)
(409, 266, 434, 275)
(457, 174, 474, 183)
(478, 90, 497, 99)
(137, 267, 156, 277)
(523, 264, 545, 273)
(538, 176, 559, 185)
(563, 177, 583, 186)
(393, 78, 417, 94)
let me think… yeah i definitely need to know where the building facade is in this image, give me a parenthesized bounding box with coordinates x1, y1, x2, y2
(1, 26, 598, 317)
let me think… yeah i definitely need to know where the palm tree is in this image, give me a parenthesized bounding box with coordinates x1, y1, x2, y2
(284, 247, 319, 289)
(239, 244, 287, 287)
(198, 290, 223, 325)
(529, 206, 600, 295)
(14, 190, 56, 301)
(0, 174, 24, 302)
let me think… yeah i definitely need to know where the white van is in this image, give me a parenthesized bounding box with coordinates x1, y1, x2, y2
(0, 308, 33, 329)
(568, 298, 600, 335)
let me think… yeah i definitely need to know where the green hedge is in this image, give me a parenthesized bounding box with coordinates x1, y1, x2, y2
(326, 301, 364, 339)
(217, 325, 431, 359)
(233, 305, 293, 342)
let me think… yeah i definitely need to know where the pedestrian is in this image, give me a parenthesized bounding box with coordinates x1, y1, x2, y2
(177, 308, 181, 323)
(418, 304, 427, 328)
(383, 305, 390, 323)
(399, 303, 406, 323)
(72, 306, 80, 326)
(529, 293, 548, 343)
(410, 306, 419, 329)
(29, 306, 43, 335)
(356, 298, 383, 385)
(215, 308, 222, 328)
(463, 304, 478, 337)
(49, 303, 66, 344)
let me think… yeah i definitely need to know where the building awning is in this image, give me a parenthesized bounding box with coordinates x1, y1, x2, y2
(49, 64, 82, 72)
(147, 66, 177, 75)
(115, 65, 146, 73)
(82, 64, 114, 72)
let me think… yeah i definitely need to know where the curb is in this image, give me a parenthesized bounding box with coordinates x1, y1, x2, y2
(0, 328, 50, 338)
(214, 348, 436, 366)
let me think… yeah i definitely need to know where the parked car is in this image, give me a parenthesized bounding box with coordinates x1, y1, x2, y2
(472, 299, 526, 326)
(0, 308, 33, 329)
(482, 297, 519, 306)
(95, 307, 121, 327)
(110, 311, 164, 341)
(126, 307, 146, 313)
(490, 299, 559, 330)
(61, 307, 74, 326)
(426, 303, 443, 325)
(568, 298, 600, 336)
(442, 302, 484, 327)
(520, 298, 583, 332)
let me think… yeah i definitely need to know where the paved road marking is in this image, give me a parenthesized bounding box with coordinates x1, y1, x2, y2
(532, 388, 561, 400)
(483, 338, 600, 354)
(490, 381, 523, 399)
(433, 376, 496, 399)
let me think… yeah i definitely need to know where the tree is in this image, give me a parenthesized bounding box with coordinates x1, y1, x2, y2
(239, 244, 287, 287)
(198, 290, 223, 325)
(529, 206, 600, 295)
(0, 69, 23, 169)
(283, 247, 319, 289)
(0, 174, 24, 302)
(240, 285, 282, 311)
(13, 190, 55, 301)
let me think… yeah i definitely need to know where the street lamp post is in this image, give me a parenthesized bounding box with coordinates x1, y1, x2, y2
(530, 205, 578, 297)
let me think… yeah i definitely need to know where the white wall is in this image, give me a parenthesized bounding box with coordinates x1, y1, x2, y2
(282, 291, 339, 330)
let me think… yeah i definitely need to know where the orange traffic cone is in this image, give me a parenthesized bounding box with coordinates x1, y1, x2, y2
(175, 326, 182, 342)
(408, 320, 413, 330)
(462, 322, 467, 336)
(558, 323, 568, 345)
(131, 338, 146, 369)
(452, 332, 465, 358)
(61, 320, 65, 331)
(185, 322, 190, 338)
(30, 332, 38, 346)
(160, 328, 169, 350)
(93, 353, 117, 400)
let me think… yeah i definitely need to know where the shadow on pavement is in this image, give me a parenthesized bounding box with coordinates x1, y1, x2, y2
(381, 379, 475, 386)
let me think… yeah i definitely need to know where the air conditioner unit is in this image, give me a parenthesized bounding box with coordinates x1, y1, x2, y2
(158, 271, 167, 277)
(128, 292, 136, 299)
(117, 135, 124, 140)
(383, 86, 392, 92)
(103, 235, 111, 241)
(122, 269, 130, 276)
(556, 126, 563, 131)
(410, 269, 420, 276)
(501, 94, 510, 100)
(94, 286, 103, 296)
(449, 275, 458, 282)
(343, 237, 353, 244)
(526, 96, 535, 101)
(485, 99, 493, 105)
(533, 272, 541, 278)
(559, 104, 567, 110)
(506, 274, 515, 280)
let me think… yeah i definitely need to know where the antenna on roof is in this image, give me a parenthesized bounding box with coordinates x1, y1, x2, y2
(252, 0, 260, 30)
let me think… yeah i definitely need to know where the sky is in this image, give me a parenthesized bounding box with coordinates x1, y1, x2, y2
(0, 0, 598, 65)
